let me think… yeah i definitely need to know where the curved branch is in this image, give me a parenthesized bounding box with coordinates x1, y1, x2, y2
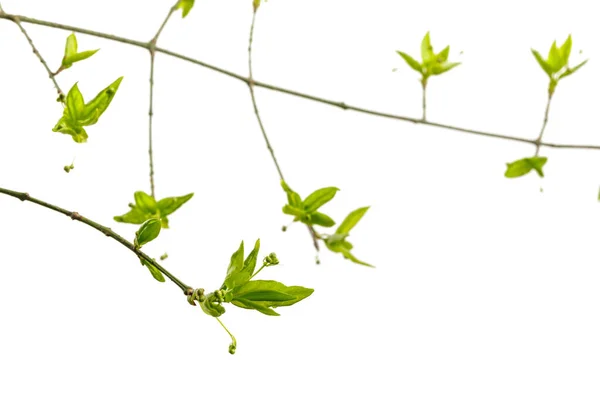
(0, 186, 192, 294)
(0, 12, 599, 151)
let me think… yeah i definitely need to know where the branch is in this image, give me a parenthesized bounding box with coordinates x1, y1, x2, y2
(535, 93, 553, 156)
(248, 9, 285, 181)
(1, 12, 599, 151)
(0, 186, 193, 294)
(0, 6, 64, 101)
(146, 3, 178, 198)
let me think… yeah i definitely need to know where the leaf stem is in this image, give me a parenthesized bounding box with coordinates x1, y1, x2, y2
(0, 186, 192, 294)
(534, 92, 554, 156)
(216, 317, 237, 354)
(0, 13, 599, 151)
(0, 4, 64, 101)
(147, 3, 177, 198)
(248, 9, 285, 181)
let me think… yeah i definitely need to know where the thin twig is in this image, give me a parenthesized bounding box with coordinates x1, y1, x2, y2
(248, 10, 285, 181)
(1, 13, 600, 151)
(421, 78, 427, 121)
(535, 93, 553, 156)
(0, 186, 193, 294)
(147, 4, 177, 198)
(0, 6, 64, 101)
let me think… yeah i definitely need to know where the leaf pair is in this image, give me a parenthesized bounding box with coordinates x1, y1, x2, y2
(114, 191, 193, 228)
(281, 180, 338, 227)
(324, 207, 373, 267)
(504, 156, 548, 178)
(219, 240, 313, 316)
(52, 77, 123, 143)
(60, 33, 99, 71)
(531, 35, 587, 94)
(396, 32, 460, 81)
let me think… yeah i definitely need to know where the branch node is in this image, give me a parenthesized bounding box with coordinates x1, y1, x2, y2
(70, 212, 82, 220)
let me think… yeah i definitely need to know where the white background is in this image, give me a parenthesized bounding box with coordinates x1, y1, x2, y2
(1, 0, 600, 398)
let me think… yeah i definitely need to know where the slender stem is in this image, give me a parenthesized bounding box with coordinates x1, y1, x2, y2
(307, 225, 320, 251)
(0, 186, 192, 293)
(534, 92, 553, 156)
(421, 78, 427, 121)
(146, 4, 177, 198)
(0, 5, 64, 101)
(216, 317, 237, 354)
(0, 13, 599, 151)
(248, 10, 285, 181)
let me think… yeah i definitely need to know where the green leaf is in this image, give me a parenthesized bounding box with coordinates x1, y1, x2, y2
(430, 62, 460, 75)
(436, 45, 450, 63)
(134, 191, 157, 213)
(64, 49, 99, 67)
(309, 211, 335, 227)
(61, 33, 99, 69)
(222, 241, 246, 290)
(134, 218, 162, 248)
(231, 280, 314, 315)
(340, 248, 374, 268)
(176, 0, 195, 17)
(64, 33, 77, 60)
(396, 51, 422, 74)
(157, 193, 194, 216)
(504, 156, 548, 178)
(547, 41, 563, 72)
(114, 206, 151, 225)
(232, 298, 280, 316)
(421, 31, 434, 63)
(66, 83, 84, 120)
(531, 49, 553, 78)
(281, 180, 302, 208)
(559, 35, 572, 65)
(559, 59, 588, 79)
(282, 204, 304, 218)
(303, 187, 339, 213)
(200, 292, 226, 317)
(80, 76, 123, 126)
(140, 257, 165, 282)
(336, 206, 369, 234)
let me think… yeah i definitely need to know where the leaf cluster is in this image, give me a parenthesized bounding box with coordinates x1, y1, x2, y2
(281, 181, 372, 267)
(396, 32, 460, 83)
(531, 35, 587, 94)
(114, 191, 193, 229)
(52, 77, 123, 143)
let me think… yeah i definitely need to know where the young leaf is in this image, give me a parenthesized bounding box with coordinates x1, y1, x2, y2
(430, 62, 460, 75)
(303, 187, 339, 213)
(421, 31, 434, 63)
(176, 0, 195, 18)
(61, 33, 99, 69)
(282, 204, 305, 218)
(232, 298, 280, 316)
(559, 59, 588, 79)
(134, 218, 162, 248)
(396, 51, 422, 73)
(336, 206, 369, 234)
(559, 35, 572, 65)
(340, 248, 374, 268)
(547, 41, 565, 72)
(230, 280, 314, 315)
(114, 206, 152, 225)
(281, 180, 302, 208)
(222, 241, 246, 291)
(531, 49, 553, 78)
(139, 257, 165, 282)
(134, 191, 157, 213)
(156, 193, 194, 216)
(309, 211, 335, 227)
(436, 45, 450, 63)
(79, 76, 123, 126)
(504, 156, 548, 178)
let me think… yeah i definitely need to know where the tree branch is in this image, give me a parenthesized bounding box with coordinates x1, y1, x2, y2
(0, 186, 193, 294)
(0, 6, 64, 101)
(248, 9, 285, 181)
(1, 12, 599, 151)
(146, 3, 177, 198)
